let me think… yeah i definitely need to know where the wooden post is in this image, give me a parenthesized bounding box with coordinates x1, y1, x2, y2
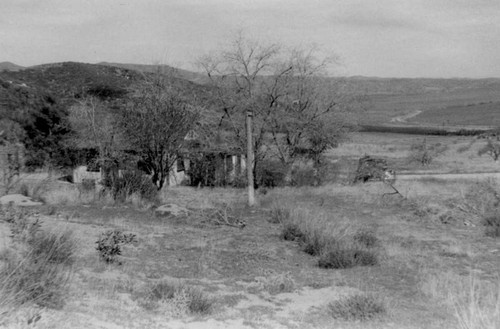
(246, 110, 255, 206)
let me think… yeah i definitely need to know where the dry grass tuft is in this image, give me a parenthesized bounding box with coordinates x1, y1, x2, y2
(0, 205, 75, 316)
(276, 204, 379, 269)
(318, 245, 378, 269)
(268, 204, 291, 224)
(328, 293, 386, 321)
(249, 271, 297, 295)
(420, 270, 500, 329)
(136, 280, 214, 316)
(353, 229, 379, 248)
(28, 230, 76, 266)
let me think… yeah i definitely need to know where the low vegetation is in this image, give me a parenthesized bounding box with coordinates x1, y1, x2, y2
(0, 205, 75, 316)
(408, 138, 448, 166)
(137, 281, 213, 316)
(276, 206, 379, 269)
(420, 271, 500, 329)
(102, 170, 158, 204)
(268, 204, 291, 224)
(328, 294, 386, 321)
(478, 139, 500, 162)
(483, 213, 500, 238)
(95, 230, 137, 264)
(318, 246, 378, 269)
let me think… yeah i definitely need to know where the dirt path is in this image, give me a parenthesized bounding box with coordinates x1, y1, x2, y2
(390, 110, 422, 123)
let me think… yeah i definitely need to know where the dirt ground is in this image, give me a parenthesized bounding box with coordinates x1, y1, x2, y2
(2, 180, 500, 328)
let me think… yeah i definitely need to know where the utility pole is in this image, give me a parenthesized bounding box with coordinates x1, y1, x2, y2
(246, 109, 255, 206)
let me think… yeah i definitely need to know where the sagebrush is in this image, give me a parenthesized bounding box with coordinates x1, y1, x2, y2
(96, 230, 137, 264)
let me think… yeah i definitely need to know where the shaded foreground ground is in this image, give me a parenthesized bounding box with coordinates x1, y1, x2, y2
(2, 180, 500, 329)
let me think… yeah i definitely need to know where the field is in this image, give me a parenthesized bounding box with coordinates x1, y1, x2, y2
(408, 102, 500, 127)
(361, 87, 500, 126)
(2, 131, 500, 329)
(329, 132, 500, 177)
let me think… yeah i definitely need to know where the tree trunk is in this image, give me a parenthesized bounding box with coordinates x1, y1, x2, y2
(283, 167, 293, 186)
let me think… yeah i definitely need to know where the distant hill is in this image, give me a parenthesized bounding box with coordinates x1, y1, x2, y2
(2, 60, 500, 127)
(0, 62, 25, 72)
(325, 76, 500, 96)
(327, 77, 500, 125)
(97, 62, 209, 84)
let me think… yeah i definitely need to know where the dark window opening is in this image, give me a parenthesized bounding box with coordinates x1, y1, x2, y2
(177, 156, 185, 172)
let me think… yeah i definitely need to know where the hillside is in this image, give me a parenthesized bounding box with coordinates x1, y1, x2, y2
(0, 62, 212, 108)
(1, 62, 142, 103)
(97, 62, 209, 84)
(335, 77, 500, 126)
(408, 101, 500, 127)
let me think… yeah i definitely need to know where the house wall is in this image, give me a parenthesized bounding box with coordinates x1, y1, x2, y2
(168, 158, 190, 186)
(229, 155, 246, 179)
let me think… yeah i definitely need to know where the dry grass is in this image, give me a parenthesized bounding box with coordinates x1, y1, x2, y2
(328, 293, 386, 321)
(0, 205, 76, 322)
(420, 270, 500, 329)
(1, 132, 499, 328)
(331, 132, 500, 174)
(273, 203, 380, 269)
(250, 271, 297, 295)
(136, 280, 214, 316)
(0, 232, 75, 324)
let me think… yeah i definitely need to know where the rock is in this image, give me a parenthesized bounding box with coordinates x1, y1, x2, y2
(155, 204, 189, 218)
(0, 194, 43, 207)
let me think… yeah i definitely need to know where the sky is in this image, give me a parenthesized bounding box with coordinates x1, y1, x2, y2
(1, 0, 499, 78)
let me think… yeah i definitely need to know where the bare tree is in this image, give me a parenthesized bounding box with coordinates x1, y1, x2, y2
(119, 72, 199, 190)
(69, 96, 121, 182)
(265, 47, 353, 184)
(199, 33, 283, 205)
(200, 34, 355, 193)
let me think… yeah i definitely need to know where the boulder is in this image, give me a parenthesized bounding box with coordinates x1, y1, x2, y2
(155, 204, 189, 218)
(0, 194, 43, 206)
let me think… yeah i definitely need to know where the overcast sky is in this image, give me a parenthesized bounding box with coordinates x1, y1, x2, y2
(1, 0, 499, 78)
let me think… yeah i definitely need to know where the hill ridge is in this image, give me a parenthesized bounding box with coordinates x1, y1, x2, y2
(0, 61, 25, 72)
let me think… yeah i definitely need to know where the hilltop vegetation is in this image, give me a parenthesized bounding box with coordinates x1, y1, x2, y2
(0, 77, 71, 168)
(97, 62, 209, 84)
